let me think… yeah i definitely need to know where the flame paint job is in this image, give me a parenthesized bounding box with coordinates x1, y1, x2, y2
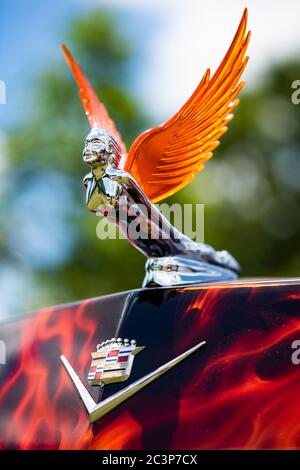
(1, 279, 300, 449)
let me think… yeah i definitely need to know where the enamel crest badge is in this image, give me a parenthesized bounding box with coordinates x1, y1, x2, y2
(88, 338, 144, 386)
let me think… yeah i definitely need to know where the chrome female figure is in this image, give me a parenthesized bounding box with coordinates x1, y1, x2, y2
(62, 9, 250, 286)
(82, 127, 240, 286)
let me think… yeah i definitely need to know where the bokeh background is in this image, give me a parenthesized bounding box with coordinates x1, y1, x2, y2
(1, 0, 300, 316)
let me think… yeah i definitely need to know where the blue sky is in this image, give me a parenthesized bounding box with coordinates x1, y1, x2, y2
(2, 0, 300, 129)
(1, 0, 81, 127)
(0, 0, 154, 128)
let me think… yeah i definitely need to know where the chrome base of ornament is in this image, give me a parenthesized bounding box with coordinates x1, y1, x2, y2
(143, 254, 239, 288)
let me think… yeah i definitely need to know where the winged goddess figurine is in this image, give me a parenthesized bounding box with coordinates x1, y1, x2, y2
(62, 9, 250, 287)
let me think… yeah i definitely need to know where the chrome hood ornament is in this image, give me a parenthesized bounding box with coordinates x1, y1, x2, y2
(62, 8, 250, 288)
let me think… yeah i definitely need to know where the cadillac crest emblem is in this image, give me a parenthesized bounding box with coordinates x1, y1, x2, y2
(88, 338, 144, 386)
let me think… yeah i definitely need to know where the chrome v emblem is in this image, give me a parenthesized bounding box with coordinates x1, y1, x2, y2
(61, 341, 206, 423)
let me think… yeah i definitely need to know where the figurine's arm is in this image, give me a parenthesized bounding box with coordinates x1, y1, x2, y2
(105, 166, 196, 256)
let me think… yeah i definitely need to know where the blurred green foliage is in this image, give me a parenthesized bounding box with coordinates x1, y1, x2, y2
(2, 8, 300, 314)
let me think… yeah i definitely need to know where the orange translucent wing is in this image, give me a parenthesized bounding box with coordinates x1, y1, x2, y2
(124, 9, 250, 202)
(61, 44, 127, 158)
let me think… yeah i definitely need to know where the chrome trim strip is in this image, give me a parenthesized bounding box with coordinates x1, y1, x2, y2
(61, 340, 206, 423)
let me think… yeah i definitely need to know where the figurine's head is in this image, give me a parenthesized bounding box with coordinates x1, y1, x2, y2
(82, 128, 122, 169)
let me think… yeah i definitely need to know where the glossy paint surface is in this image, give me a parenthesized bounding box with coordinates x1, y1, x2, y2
(1, 279, 300, 449)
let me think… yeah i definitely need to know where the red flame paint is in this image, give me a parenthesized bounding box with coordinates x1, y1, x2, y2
(0, 281, 300, 449)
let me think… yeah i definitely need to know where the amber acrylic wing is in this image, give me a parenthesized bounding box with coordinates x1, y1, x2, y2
(124, 9, 250, 202)
(61, 45, 127, 157)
